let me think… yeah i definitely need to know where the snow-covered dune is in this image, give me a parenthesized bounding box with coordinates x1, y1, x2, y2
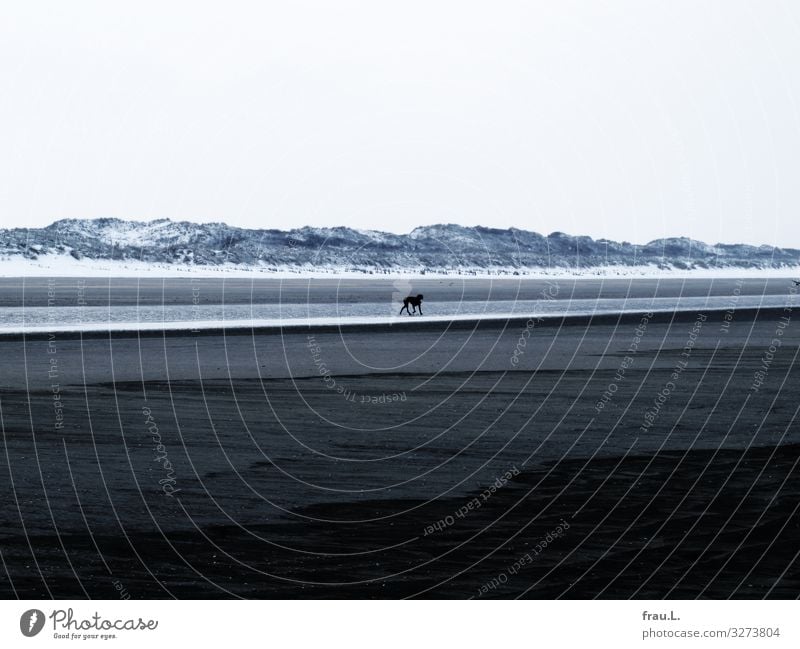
(2, 218, 799, 277)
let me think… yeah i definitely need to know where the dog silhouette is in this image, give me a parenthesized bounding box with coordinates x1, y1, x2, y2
(399, 294, 424, 316)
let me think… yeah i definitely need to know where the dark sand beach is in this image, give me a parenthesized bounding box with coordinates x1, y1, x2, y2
(0, 277, 798, 598)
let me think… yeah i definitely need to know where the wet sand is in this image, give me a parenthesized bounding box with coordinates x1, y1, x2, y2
(0, 275, 796, 307)
(0, 278, 798, 598)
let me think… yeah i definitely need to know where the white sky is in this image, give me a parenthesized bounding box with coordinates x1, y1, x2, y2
(1, 1, 799, 245)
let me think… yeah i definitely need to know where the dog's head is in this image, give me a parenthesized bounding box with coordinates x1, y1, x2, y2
(417, 294, 424, 301)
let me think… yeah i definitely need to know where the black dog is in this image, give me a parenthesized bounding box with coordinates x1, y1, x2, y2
(399, 294, 424, 315)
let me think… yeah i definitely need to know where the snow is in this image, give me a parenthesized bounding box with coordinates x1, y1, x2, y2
(1, 254, 799, 280)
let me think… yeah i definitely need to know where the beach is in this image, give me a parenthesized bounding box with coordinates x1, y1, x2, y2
(0, 277, 798, 598)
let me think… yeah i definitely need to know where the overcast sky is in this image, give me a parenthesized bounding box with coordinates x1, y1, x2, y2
(1, 1, 799, 245)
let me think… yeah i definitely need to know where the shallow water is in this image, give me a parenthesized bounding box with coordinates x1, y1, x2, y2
(0, 293, 793, 332)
